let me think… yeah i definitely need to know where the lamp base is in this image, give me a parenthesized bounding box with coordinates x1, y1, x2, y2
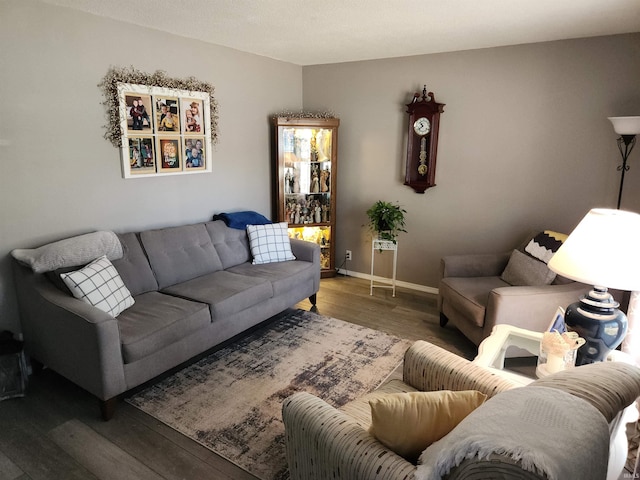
(564, 286, 628, 365)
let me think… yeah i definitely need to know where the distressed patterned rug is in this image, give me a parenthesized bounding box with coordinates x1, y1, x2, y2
(126, 309, 412, 480)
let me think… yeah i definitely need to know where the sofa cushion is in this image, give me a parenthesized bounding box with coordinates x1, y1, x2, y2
(439, 276, 509, 328)
(61, 256, 135, 318)
(369, 390, 487, 462)
(161, 270, 273, 320)
(204, 220, 252, 269)
(117, 291, 211, 363)
(530, 360, 640, 422)
(112, 232, 158, 295)
(226, 259, 315, 297)
(140, 223, 223, 289)
(247, 222, 296, 264)
(46, 265, 78, 294)
(501, 249, 556, 286)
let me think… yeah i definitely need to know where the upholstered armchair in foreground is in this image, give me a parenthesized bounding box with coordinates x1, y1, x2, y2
(282, 341, 640, 480)
(438, 231, 591, 346)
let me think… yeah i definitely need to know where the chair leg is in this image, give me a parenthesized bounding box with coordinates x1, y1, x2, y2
(100, 397, 118, 421)
(309, 294, 317, 306)
(439, 312, 449, 327)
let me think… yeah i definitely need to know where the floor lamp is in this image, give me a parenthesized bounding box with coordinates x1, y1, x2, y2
(548, 209, 640, 366)
(608, 116, 640, 209)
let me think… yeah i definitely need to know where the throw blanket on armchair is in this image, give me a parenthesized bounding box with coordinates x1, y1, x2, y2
(416, 386, 609, 480)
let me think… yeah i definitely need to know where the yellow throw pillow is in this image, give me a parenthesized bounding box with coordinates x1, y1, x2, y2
(368, 390, 487, 462)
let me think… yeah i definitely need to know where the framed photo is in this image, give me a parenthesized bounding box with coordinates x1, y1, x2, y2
(181, 98, 205, 134)
(155, 96, 180, 133)
(125, 94, 153, 133)
(546, 307, 566, 333)
(117, 83, 212, 178)
(127, 137, 155, 174)
(184, 137, 206, 170)
(157, 138, 182, 173)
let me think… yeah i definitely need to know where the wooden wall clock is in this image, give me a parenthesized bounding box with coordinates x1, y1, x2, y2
(404, 85, 445, 193)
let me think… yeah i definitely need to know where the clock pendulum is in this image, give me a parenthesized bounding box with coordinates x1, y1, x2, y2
(418, 137, 428, 176)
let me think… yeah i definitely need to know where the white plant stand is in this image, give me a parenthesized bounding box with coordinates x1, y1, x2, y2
(370, 239, 398, 297)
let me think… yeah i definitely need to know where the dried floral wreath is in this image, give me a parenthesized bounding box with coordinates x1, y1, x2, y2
(98, 66, 219, 148)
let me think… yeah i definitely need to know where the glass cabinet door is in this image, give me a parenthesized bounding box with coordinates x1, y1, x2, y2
(274, 117, 339, 276)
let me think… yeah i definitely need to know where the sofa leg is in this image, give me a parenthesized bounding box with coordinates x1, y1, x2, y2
(309, 293, 317, 306)
(100, 397, 118, 421)
(439, 312, 449, 327)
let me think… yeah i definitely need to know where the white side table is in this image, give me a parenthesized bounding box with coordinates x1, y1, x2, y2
(370, 239, 398, 297)
(473, 324, 542, 386)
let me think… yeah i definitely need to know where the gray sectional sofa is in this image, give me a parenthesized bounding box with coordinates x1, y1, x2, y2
(12, 219, 320, 419)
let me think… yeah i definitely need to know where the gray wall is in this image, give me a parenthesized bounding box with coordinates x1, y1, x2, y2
(1, 0, 639, 334)
(0, 0, 302, 332)
(302, 34, 640, 289)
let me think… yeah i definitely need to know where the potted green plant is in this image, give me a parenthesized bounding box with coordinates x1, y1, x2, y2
(366, 200, 407, 242)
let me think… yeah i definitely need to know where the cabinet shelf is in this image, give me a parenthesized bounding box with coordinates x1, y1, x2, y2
(273, 117, 339, 277)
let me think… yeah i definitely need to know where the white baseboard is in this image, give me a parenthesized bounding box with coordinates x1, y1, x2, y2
(335, 269, 439, 295)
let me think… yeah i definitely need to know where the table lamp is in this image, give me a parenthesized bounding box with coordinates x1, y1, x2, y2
(548, 208, 640, 366)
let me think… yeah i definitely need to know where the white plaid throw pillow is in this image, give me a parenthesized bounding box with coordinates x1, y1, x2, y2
(60, 255, 134, 317)
(246, 222, 296, 264)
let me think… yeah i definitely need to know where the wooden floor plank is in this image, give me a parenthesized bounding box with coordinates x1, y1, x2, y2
(305, 276, 476, 359)
(0, 418, 96, 480)
(49, 420, 162, 480)
(0, 449, 24, 480)
(89, 405, 257, 480)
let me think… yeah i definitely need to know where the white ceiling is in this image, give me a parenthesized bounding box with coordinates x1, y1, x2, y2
(42, 0, 640, 65)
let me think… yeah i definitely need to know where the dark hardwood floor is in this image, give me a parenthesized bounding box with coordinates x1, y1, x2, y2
(0, 275, 476, 480)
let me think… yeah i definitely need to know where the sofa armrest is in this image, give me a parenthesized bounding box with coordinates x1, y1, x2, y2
(402, 341, 517, 398)
(440, 252, 511, 279)
(483, 282, 591, 334)
(282, 392, 415, 480)
(12, 261, 126, 400)
(290, 238, 321, 264)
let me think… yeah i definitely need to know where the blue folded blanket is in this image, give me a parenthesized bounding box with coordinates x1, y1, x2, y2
(213, 211, 272, 230)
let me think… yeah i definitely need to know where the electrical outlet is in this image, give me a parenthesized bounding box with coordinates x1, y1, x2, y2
(345, 250, 352, 261)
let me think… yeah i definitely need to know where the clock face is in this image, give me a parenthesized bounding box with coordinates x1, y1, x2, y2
(413, 117, 431, 136)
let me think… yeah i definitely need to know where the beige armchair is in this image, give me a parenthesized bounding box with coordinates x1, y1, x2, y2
(438, 246, 590, 346)
(282, 340, 640, 480)
(282, 341, 517, 480)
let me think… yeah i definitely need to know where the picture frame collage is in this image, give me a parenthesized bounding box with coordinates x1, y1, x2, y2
(117, 83, 212, 178)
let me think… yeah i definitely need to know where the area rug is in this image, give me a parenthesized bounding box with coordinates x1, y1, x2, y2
(126, 309, 412, 480)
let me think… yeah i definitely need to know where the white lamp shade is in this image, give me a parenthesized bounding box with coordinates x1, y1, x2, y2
(548, 208, 640, 291)
(608, 116, 640, 135)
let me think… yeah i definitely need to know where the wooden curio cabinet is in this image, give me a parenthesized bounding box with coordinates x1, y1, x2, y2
(273, 116, 339, 277)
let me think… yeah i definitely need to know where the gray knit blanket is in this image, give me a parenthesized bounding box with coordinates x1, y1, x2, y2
(415, 386, 609, 480)
(12, 231, 123, 273)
